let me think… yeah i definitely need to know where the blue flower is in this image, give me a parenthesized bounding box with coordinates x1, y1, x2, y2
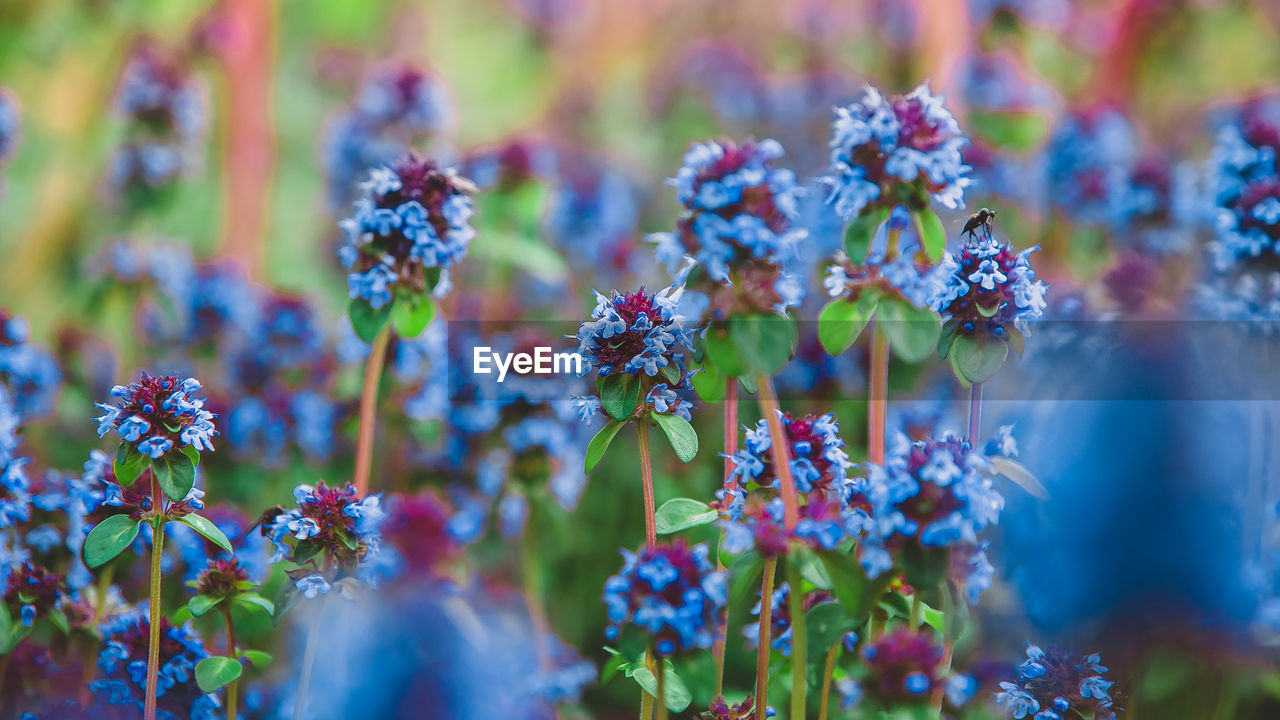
(648, 139, 808, 315)
(340, 155, 475, 304)
(825, 83, 970, 222)
(91, 612, 217, 717)
(930, 237, 1047, 342)
(0, 310, 61, 419)
(296, 574, 332, 599)
(94, 372, 217, 461)
(602, 542, 726, 654)
(996, 645, 1117, 720)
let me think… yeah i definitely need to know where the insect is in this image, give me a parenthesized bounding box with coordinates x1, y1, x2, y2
(961, 207, 997, 239)
(249, 505, 286, 537)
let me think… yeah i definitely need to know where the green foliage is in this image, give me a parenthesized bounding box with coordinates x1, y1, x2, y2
(189, 594, 223, 617)
(195, 655, 243, 693)
(969, 110, 1051, 152)
(584, 419, 625, 473)
(818, 293, 878, 355)
(113, 442, 148, 487)
(392, 295, 435, 338)
(729, 313, 797, 375)
(704, 322, 744, 378)
(804, 602, 859, 662)
(690, 360, 726, 402)
(877, 298, 941, 363)
(912, 208, 947, 263)
(817, 550, 891, 624)
(630, 657, 693, 713)
(651, 413, 698, 463)
(654, 498, 717, 534)
(240, 649, 273, 668)
(949, 333, 1009, 385)
(83, 514, 141, 568)
(153, 450, 197, 502)
(348, 297, 393, 343)
(175, 512, 234, 554)
(845, 206, 889, 261)
(600, 373, 642, 421)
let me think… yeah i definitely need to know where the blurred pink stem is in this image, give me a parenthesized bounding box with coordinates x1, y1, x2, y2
(353, 327, 390, 496)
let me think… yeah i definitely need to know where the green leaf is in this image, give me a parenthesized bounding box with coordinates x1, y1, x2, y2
(153, 451, 196, 503)
(817, 550, 891, 623)
(794, 547, 833, 590)
(737, 373, 757, 395)
(729, 314, 797, 375)
(655, 498, 718, 534)
(728, 552, 765, 608)
(913, 208, 947, 263)
(704, 323, 744, 378)
(46, 607, 70, 634)
(818, 296, 876, 355)
(181, 444, 200, 468)
(195, 656, 243, 693)
(651, 413, 698, 463)
(189, 594, 223, 617)
(84, 514, 141, 568)
(172, 606, 194, 625)
(844, 206, 889, 262)
(877, 298, 941, 363)
(937, 322, 958, 359)
(632, 659, 693, 712)
(239, 649, 273, 668)
(661, 363, 681, 385)
(348, 297, 393, 344)
(950, 334, 1009, 384)
(235, 594, 276, 617)
(690, 362, 725, 402)
(392, 296, 435, 338)
(941, 580, 970, 644)
(804, 602, 858, 662)
(176, 513, 234, 554)
(584, 419, 625, 473)
(113, 443, 149, 487)
(601, 649, 629, 685)
(600, 373, 642, 422)
(1007, 326, 1026, 356)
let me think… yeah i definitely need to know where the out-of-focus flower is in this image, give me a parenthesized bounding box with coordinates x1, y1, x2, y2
(94, 373, 217, 459)
(90, 612, 219, 719)
(108, 43, 205, 194)
(649, 138, 808, 315)
(2, 562, 63, 627)
(0, 310, 62, 419)
(324, 64, 452, 208)
(602, 541, 727, 655)
(852, 628, 970, 707)
(825, 83, 970, 222)
(744, 583, 854, 656)
(339, 154, 477, 307)
(994, 645, 1118, 720)
(263, 481, 385, 592)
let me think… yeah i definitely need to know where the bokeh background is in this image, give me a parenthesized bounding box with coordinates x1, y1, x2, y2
(4, 0, 1280, 718)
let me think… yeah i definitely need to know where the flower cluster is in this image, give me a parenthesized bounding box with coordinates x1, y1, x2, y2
(854, 428, 1012, 598)
(1199, 96, 1280, 323)
(190, 557, 251, 602)
(89, 612, 219, 719)
(572, 286, 695, 378)
(339, 154, 477, 307)
(649, 138, 808, 315)
(825, 83, 970, 221)
(700, 694, 771, 720)
(324, 63, 451, 207)
(725, 412, 853, 497)
(0, 310, 62, 419)
(995, 645, 1118, 720)
(3, 562, 63, 627)
(264, 481, 385, 597)
(109, 43, 204, 193)
(929, 235, 1048, 342)
(95, 373, 217, 459)
(0, 392, 30, 530)
(847, 628, 975, 708)
(602, 541, 727, 655)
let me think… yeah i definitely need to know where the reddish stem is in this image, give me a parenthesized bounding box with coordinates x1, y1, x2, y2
(754, 557, 778, 720)
(638, 421, 657, 548)
(712, 378, 738, 696)
(867, 321, 889, 466)
(756, 374, 800, 530)
(353, 326, 390, 496)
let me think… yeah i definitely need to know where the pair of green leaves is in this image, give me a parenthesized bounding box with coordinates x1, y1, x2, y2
(115, 443, 200, 503)
(84, 511, 233, 569)
(583, 413, 699, 474)
(601, 649, 692, 713)
(843, 206, 946, 265)
(818, 294, 941, 364)
(186, 592, 274, 620)
(348, 295, 436, 343)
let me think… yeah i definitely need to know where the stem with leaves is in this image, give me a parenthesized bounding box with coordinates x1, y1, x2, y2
(755, 557, 778, 720)
(353, 326, 391, 496)
(221, 606, 239, 720)
(143, 477, 165, 720)
(638, 421, 658, 548)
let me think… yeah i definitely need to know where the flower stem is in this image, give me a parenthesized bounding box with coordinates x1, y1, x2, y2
(755, 374, 800, 530)
(293, 607, 322, 720)
(713, 378, 738, 698)
(222, 606, 239, 720)
(353, 325, 391, 496)
(639, 686, 655, 720)
(144, 477, 165, 720)
(655, 658, 669, 720)
(818, 642, 839, 720)
(909, 593, 923, 631)
(754, 556, 778, 720)
(967, 381, 983, 443)
(868, 320, 889, 466)
(787, 559, 808, 720)
(638, 420, 657, 548)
